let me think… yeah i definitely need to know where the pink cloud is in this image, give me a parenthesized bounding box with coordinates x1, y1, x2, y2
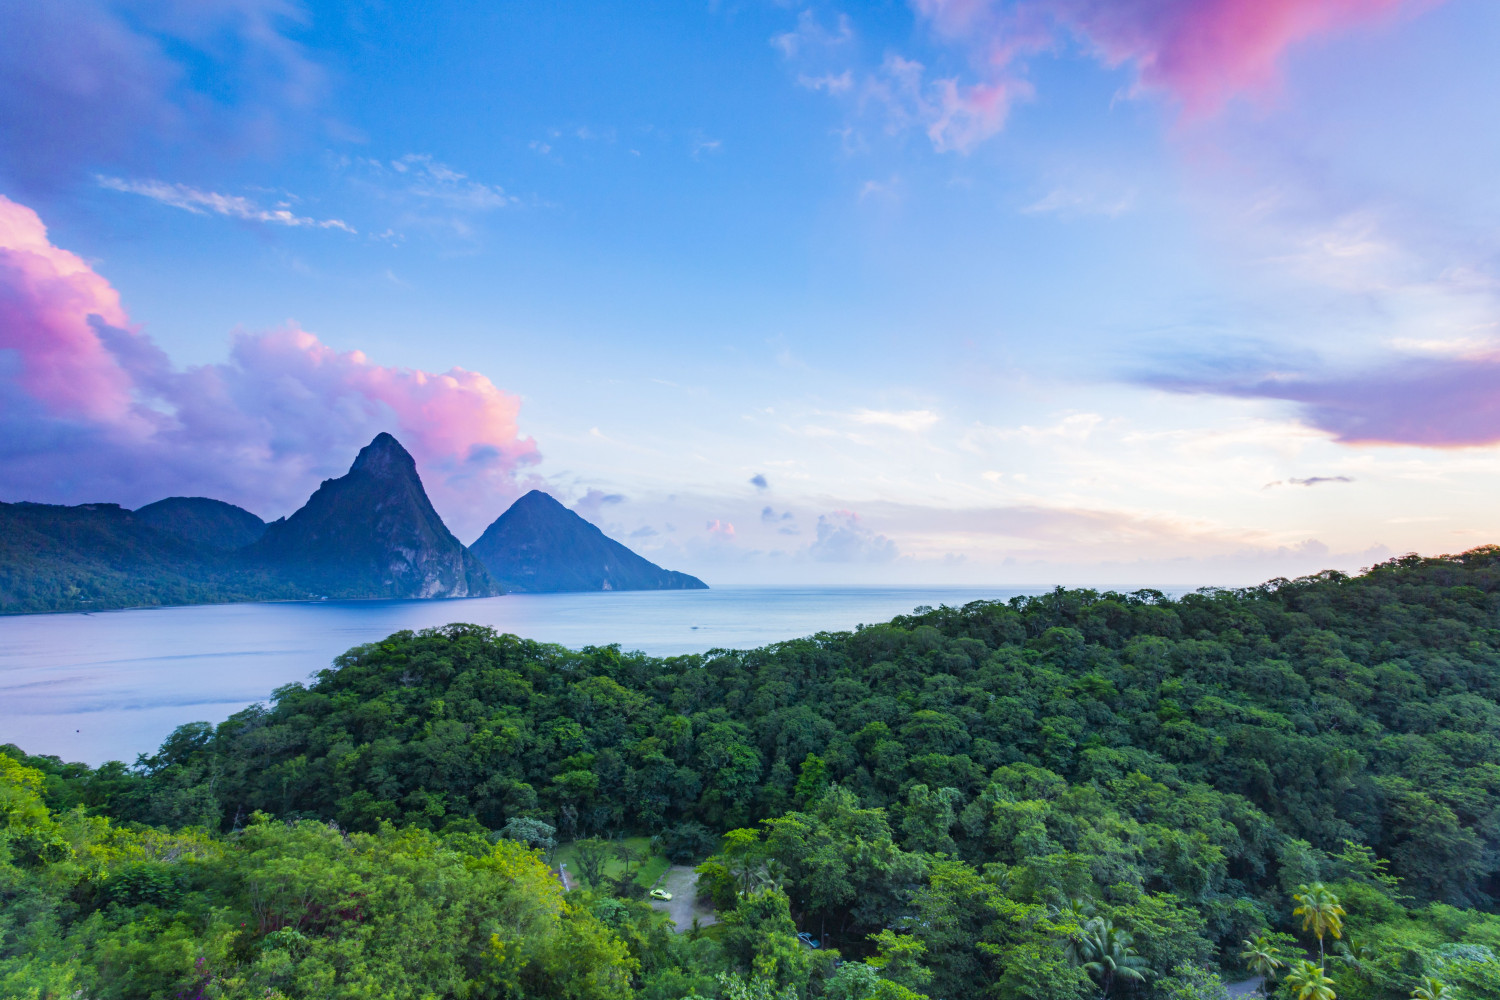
(906, 0, 1438, 140)
(1150, 350, 1500, 447)
(926, 78, 1025, 153)
(0, 197, 135, 421)
(0, 194, 538, 535)
(1050, 0, 1431, 116)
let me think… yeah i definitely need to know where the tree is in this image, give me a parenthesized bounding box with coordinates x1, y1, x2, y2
(722, 827, 764, 896)
(867, 929, 933, 992)
(794, 753, 830, 806)
(1238, 934, 1285, 996)
(1332, 937, 1373, 980)
(574, 837, 612, 889)
(499, 816, 557, 854)
(720, 889, 817, 994)
(1077, 918, 1149, 998)
(1411, 978, 1449, 1000)
(1292, 882, 1346, 972)
(614, 840, 642, 877)
(714, 972, 800, 1000)
(824, 963, 932, 1000)
(1156, 963, 1230, 1000)
(1284, 959, 1336, 1000)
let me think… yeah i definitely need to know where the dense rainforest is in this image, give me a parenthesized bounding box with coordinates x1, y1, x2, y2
(7, 549, 1500, 999)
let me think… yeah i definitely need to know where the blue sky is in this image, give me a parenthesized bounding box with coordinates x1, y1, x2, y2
(3, 0, 1499, 584)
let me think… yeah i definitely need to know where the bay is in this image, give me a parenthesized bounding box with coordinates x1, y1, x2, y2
(0, 585, 1033, 765)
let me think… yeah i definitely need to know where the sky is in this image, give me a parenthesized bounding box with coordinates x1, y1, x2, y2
(2, 0, 1498, 587)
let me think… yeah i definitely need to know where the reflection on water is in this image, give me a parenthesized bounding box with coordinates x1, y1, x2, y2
(0, 586, 1031, 765)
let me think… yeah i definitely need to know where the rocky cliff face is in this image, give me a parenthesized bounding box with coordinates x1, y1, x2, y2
(251, 433, 500, 599)
(470, 489, 707, 593)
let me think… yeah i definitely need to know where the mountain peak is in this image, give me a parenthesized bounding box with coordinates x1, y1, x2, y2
(350, 432, 417, 478)
(470, 490, 707, 593)
(513, 489, 565, 510)
(251, 433, 498, 599)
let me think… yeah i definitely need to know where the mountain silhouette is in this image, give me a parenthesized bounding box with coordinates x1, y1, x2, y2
(250, 433, 500, 599)
(470, 490, 707, 592)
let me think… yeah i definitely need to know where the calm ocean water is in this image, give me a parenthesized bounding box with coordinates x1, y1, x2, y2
(0, 586, 1034, 765)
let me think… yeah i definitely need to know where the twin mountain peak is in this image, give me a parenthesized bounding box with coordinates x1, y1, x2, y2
(1, 433, 705, 610)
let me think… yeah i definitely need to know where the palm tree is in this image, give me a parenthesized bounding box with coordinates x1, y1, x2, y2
(1050, 897, 1095, 966)
(1284, 959, 1336, 1000)
(1239, 934, 1286, 995)
(1412, 978, 1448, 1000)
(1292, 882, 1347, 972)
(750, 857, 789, 892)
(1077, 917, 1149, 998)
(1333, 937, 1372, 979)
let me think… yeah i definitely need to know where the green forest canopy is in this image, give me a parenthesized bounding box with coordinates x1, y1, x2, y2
(7, 548, 1500, 998)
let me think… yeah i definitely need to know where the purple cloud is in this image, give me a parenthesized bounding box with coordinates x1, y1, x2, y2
(809, 510, 898, 563)
(1264, 476, 1355, 488)
(1151, 351, 1500, 447)
(0, 0, 321, 191)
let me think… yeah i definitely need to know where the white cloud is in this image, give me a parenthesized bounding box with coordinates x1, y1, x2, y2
(97, 176, 355, 232)
(850, 408, 939, 432)
(771, 11, 852, 59)
(1023, 186, 1136, 219)
(798, 71, 853, 94)
(391, 154, 516, 210)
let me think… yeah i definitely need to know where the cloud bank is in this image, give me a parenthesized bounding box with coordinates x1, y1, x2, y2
(0, 194, 537, 535)
(1151, 350, 1500, 447)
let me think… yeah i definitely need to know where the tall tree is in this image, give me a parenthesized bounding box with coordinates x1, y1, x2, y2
(574, 837, 612, 889)
(1292, 883, 1346, 973)
(614, 840, 642, 877)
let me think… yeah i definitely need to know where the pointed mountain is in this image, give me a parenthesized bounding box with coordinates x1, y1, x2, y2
(249, 433, 500, 599)
(135, 497, 266, 551)
(470, 490, 708, 593)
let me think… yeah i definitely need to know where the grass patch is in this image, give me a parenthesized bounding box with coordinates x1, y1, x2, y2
(553, 837, 663, 888)
(634, 854, 671, 888)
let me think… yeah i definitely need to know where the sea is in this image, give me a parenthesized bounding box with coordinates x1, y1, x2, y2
(0, 585, 1037, 766)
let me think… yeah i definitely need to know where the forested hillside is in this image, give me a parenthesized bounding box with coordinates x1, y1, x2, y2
(7, 549, 1500, 998)
(0, 501, 299, 614)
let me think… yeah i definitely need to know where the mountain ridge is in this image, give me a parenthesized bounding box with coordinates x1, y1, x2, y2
(134, 496, 267, 551)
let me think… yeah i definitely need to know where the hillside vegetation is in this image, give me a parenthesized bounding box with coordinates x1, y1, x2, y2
(0, 501, 298, 614)
(7, 549, 1500, 998)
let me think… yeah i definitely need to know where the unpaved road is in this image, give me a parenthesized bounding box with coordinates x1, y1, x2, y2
(1227, 977, 1264, 997)
(648, 865, 717, 933)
